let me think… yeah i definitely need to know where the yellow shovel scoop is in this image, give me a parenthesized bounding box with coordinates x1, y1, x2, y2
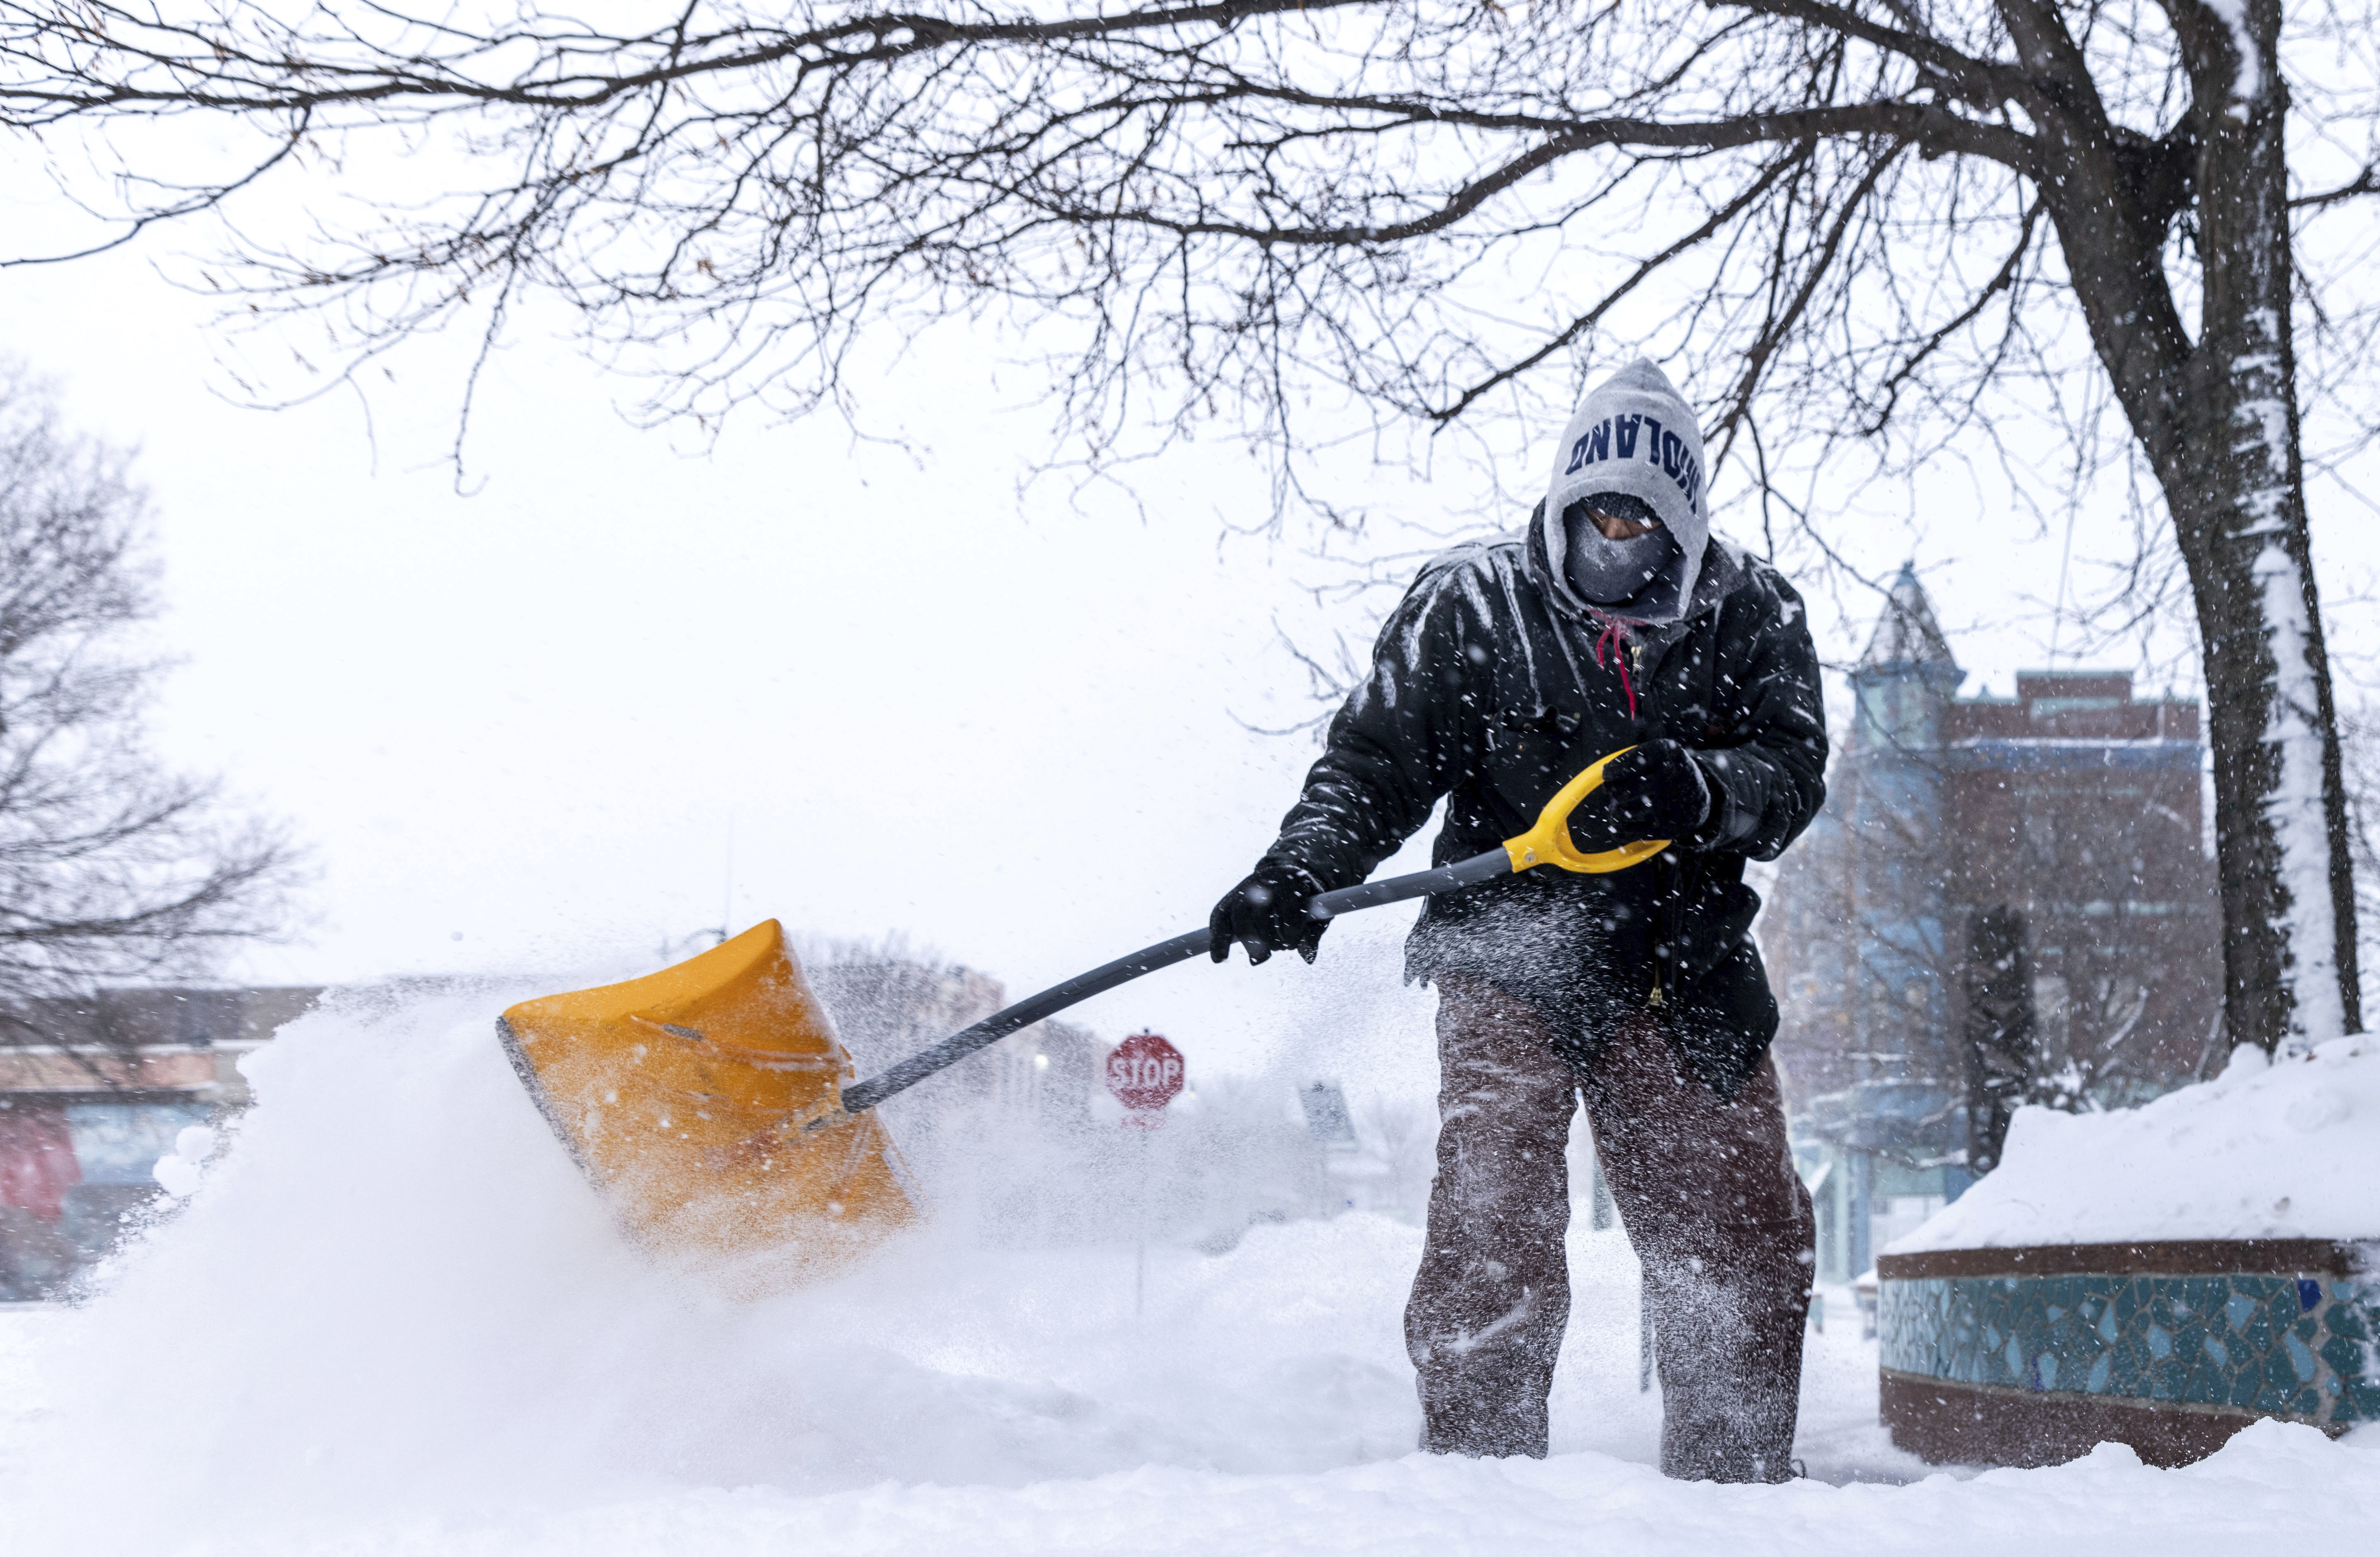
(498, 747, 1664, 1288)
(497, 921, 916, 1294)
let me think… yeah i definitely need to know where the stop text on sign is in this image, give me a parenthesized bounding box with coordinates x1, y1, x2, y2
(1109, 1051, 1182, 1094)
(1106, 1031, 1185, 1121)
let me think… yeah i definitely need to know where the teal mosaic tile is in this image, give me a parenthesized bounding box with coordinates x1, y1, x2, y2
(1879, 1267, 2379, 1430)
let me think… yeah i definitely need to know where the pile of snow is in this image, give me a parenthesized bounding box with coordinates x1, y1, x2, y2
(0, 988, 2371, 1554)
(0, 981, 1670, 1551)
(150, 1124, 216, 1199)
(1893, 1036, 2380, 1254)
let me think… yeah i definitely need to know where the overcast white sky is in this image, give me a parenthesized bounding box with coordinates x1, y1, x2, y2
(7, 182, 2379, 1097)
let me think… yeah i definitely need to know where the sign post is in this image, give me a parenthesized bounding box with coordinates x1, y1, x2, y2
(1104, 1032, 1185, 1318)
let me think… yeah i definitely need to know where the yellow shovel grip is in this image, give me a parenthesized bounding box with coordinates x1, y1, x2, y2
(1501, 745, 1671, 875)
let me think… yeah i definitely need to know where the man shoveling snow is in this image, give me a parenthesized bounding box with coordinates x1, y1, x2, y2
(1212, 358, 1829, 1482)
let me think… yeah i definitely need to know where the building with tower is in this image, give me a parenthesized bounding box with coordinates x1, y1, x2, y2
(1762, 566, 2222, 1283)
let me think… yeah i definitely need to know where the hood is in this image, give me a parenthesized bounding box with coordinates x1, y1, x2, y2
(1535, 358, 1709, 627)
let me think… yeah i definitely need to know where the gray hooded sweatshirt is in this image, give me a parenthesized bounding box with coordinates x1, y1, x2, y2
(1537, 358, 1716, 644)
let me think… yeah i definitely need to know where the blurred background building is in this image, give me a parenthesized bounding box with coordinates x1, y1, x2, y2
(1762, 567, 2223, 1283)
(0, 986, 319, 1299)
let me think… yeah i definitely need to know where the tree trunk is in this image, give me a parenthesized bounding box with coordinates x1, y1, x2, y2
(1959, 906, 2034, 1174)
(2033, 0, 2359, 1054)
(2152, 0, 2360, 1053)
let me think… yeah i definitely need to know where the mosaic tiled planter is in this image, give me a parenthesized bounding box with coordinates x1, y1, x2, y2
(1876, 1239, 2378, 1467)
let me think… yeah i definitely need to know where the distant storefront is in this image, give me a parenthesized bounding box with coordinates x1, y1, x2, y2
(0, 986, 319, 1299)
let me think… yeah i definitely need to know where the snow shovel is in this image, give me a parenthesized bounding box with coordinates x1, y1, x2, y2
(497, 920, 918, 1295)
(498, 746, 1664, 1287)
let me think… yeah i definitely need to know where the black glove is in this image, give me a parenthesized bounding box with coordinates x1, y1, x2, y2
(1209, 857, 1330, 965)
(1562, 739, 1713, 850)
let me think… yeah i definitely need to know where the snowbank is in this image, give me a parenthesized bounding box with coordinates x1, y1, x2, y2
(213, 1428, 2352, 1557)
(1892, 1036, 2380, 1253)
(0, 988, 2372, 1554)
(0, 982, 1666, 1551)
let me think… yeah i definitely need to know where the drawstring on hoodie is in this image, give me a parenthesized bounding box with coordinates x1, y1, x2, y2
(1591, 609, 1650, 719)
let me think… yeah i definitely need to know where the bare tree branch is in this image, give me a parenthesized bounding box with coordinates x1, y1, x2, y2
(4, 0, 2375, 1048)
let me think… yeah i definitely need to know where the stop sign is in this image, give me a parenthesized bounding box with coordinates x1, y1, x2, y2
(1106, 1031, 1185, 1118)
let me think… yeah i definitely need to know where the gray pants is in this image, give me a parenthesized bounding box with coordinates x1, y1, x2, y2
(1403, 977, 1814, 1481)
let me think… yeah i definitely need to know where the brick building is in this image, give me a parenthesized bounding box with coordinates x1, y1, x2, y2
(1761, 567, 2222, 1281)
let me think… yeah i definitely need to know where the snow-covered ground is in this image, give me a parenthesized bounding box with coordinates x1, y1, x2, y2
(1895, 1035, 2380, 1252)
(0, 992, 2373, 1554)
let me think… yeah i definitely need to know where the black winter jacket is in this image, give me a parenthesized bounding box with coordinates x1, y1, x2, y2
(1265, 527, 1827, 1097)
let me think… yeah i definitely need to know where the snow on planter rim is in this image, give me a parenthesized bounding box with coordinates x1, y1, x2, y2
(1887, 1036, 2379, 1254)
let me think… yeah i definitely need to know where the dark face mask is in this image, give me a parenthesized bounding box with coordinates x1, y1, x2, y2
(1562, 499, 1678, 606)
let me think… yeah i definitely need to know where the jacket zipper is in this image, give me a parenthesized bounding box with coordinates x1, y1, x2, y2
(1638, 637, 1659, 1009)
